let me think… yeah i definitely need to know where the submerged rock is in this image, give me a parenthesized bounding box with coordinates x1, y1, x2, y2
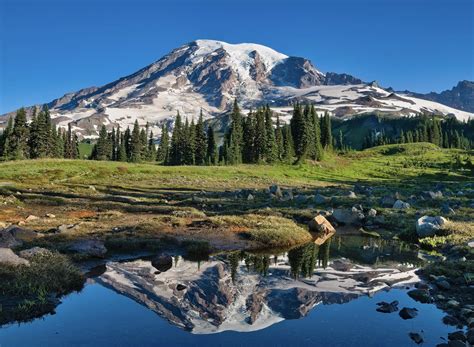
(308, 215, 336, 234)
(0, 248, 29, 266)
(415, 216, 447, 237)
(448, 331, 466, 342)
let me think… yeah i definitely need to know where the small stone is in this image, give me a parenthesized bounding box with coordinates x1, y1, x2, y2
(25, 215, 39, 222)
(443, 315, 461, 326)
(376, 300, 399, 313)
(89, 185, 96, 191)
(407, 289, 432, 303)
(45, 213, 56, 218)
(314, 194, 327, 205)
(346, 191, 357, 199)
(176, 284, 187, 291)
(247, 194, 254, 201)
(68, 239, 107, 257)
(19, 247, 51, 259)
(367, 208, 377, 217)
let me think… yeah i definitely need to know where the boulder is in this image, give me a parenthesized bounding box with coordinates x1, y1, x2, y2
(346, 191, 357, 199)
(19, 247, 51, 259)
(269, 185, 282, 199)
(68, 239, 107, 257)
(282, 189, 294, 201)
(441, 205, 455, 215)
(393, 200, 410, 209)
(152, 254, 173, 272)
(332, 208, 364, 225)
(407, 289, 432, 303)
(447, 340, 468, 347)
(399, 307, 418, 320)
(416, 216, 447, 237)
(380, 195, 396, 207)
(313, 194, 327, 205)
(435, 278, 451, 290)
(0, 229, 22, 248)
(0, 248, 29, 266)
(308, 215, 336, 234)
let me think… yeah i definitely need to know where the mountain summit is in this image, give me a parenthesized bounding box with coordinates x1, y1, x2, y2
(2, 40, 472, 137)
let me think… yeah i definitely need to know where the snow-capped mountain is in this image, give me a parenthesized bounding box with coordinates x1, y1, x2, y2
(1, 39, 473, 138)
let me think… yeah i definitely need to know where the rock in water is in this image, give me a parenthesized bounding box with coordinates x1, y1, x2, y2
(68, 240, 107, 257)
(313, 194, 327, 205)
(416, 216, 447, 237)
(332, 208, 364, 225)
(399, 307, 418, 319)
(407, 289, 432, 303)
(448, 331, 466, 342)
(0, 248, 29, 266)
(152, 254, 173, 272)
(376, 301, 399, 313)
(308, 215, 336, 234)
(409, 332, 423, 344)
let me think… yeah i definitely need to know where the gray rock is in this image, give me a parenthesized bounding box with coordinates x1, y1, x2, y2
(346, 191, 357, 199)
(0, 248, 29, 266)
(282, 189, 294, 201)
(435, 279, 451, 290)
(68, 239, 107, 257)
(269, 185, 282, 199)
(421, 190, 443, 199)
(380, 195, 396, 207)
(313, 194, 327, 205)
(447, 341, 467, 347)
(18, 247, 51, 259)
(446, 300, 460, 308)
(393, 200, 410, 209)
(332, 208, 363, 225)
(399, 307, 418, 320)
(0, 229, 22, 248)
(416, 216, 447, 237)
(247, 193, 254, 201)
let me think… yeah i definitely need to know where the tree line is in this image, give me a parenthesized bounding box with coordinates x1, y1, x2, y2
(89, 100, 333, 165)
(0, 106, 79, 160)
(362, 116, 473, 149)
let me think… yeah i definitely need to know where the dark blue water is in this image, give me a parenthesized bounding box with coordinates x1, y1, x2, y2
(0, 238, 456, 346)
(0, 276, 454, 346)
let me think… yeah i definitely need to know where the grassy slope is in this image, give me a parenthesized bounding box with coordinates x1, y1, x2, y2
(0, 143, 471, 190)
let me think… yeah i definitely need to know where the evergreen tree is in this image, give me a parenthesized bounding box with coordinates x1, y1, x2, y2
(93, 125, 111, 160)
(243, 112, 256, 163)
(117, 132, 127, 162)
(7, 108, 29, 160)
(290, 103, 308, 161)
(169, 112, 184, 165)
(194, 111, 207, 165)
(206, 125, 218, 165)
(264, 106, 277, 163)
(254, 108, 266, 162)
(226, 100, 243, 164)
(275, 114, 284, 161)
(130, 120, 142, 162)
(321, 112, 332, 150)
(282, 125, 294, 163)
(0, 117, 13, 159)
(157, 123, 170, 163)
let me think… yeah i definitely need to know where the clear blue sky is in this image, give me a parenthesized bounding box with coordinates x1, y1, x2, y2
(0, 0, 473, 113)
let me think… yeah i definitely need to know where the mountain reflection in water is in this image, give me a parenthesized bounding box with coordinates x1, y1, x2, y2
(93, 236, 423, 334)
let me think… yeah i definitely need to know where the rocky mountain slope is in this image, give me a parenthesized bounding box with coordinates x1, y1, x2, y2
(401, 80, 474, 113)
(1, 40, 472, 138)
